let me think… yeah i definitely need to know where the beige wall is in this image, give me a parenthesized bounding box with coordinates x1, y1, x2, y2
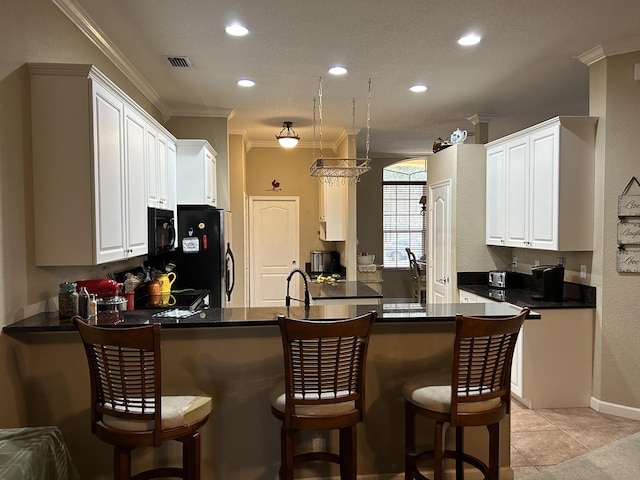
(588, 51, 640, 410)
(244, 145, 337, 270)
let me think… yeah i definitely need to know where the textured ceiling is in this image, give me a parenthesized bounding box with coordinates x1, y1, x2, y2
(56, 0, 640, 157)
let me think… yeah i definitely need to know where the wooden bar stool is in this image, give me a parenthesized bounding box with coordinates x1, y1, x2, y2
(73, 317, 212, 480)
(403, 308, 529, 480)
(270, 311, 377, 480)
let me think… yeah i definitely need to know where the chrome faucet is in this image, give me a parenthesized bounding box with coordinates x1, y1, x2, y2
(285, 268, 310, 308)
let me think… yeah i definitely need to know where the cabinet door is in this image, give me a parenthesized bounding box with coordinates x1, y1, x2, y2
(146, 126, 159, 207)
(205, 146, 217, 206)
(93, 82, 127, 264)
(511, 329, 524, 398)
(529, 125, 559, 249)
(124, 106, 148, 258)
(166, 139, 177, 215)
(157, 133, 168, 207)
(319, 180, 346, 241)
(486, 145, 506, 245)
(504, 137, 530, 247)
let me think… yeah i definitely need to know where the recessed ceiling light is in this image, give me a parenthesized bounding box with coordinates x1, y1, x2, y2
(458, 33, 481, 46)
(225, 24, 249, 36)
(328, 65, 348, 75)
(237, 78, 255, 87)
(410, 84, 428, 93)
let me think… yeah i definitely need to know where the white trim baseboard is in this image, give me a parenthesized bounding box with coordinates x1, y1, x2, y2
(590, 396, 640, 421)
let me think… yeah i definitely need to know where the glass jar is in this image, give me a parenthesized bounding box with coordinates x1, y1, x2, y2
(58, 282, 78, 319)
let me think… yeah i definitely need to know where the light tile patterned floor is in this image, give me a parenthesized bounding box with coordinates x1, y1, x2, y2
(510, 399, 640, 478)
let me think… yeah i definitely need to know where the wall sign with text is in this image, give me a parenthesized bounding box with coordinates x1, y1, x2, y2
(617, 176, 640, 273)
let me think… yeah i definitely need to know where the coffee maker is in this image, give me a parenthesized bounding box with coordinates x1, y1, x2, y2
(531, 265, 564, 301)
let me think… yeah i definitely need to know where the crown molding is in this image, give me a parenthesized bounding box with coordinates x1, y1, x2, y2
(52, 0, 169, 114)
(578, 36, 640, 66)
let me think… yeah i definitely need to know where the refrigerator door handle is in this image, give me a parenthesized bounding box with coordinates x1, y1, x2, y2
(226, 243, 235, 302)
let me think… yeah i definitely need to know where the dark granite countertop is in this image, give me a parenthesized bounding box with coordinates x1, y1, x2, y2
(307, 280, 383, 300)
(457, 272, 596, 309)
(3, 301, 539, 334)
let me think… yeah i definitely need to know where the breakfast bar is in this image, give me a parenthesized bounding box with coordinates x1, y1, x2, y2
(3, 303, 538, 479)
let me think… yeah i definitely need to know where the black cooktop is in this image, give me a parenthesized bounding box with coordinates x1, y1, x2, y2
(134, 290, 209, 310)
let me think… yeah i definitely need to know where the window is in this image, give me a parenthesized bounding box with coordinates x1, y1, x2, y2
(382, 160, 427, 268)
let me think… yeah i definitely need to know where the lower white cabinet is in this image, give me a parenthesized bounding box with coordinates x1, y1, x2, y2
(176, 140, 217, 206)
(513, 309, 594, 408)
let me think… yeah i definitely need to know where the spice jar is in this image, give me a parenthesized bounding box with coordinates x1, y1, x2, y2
(58, 282, 79, 319)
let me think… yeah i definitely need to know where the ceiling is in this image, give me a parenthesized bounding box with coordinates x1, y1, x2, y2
(55, 0, 640, 158)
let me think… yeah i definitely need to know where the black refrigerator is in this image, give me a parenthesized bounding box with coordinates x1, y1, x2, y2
(169, 205, 235, 308)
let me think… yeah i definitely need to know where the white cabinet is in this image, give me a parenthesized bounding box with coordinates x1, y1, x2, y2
(29, 63, 175, 265)
(146, 126, 172, 209)
(486, 116, 597, 251)
(319, 180, 347, 241)
(176, 140, 217, 206)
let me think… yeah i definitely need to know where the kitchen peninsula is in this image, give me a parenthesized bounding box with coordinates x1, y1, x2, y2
(3, 303, 538, 480)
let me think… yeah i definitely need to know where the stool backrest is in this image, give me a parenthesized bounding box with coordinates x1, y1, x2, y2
(450, 308, 529, 421)
(74, 317, 163, 445)
(277, 311, 377, 420)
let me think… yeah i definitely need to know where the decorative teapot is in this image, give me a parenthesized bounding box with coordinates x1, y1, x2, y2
(156, 272, 176, 294)
(450, 128, 467, 144)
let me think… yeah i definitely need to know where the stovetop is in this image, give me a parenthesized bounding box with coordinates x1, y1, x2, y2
(134, 290, 209, 310)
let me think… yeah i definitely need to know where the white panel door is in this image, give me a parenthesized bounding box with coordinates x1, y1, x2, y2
(486, 145, 506, 245)
(505, 137, 529, 247)
(429, 181, 451, 304)
(93, 82, 126, 264)
(123, 106, 148, 258)
(249, 197, 299, 307)
(529, 125, 560, 249)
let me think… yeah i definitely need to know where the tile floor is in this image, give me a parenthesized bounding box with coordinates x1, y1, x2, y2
(510, 399, 640, 478)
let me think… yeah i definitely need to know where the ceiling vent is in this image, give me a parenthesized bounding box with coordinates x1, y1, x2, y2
(166, 56, 192, 68)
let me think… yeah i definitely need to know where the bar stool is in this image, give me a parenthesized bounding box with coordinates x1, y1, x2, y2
(403, 308, 529, 480)
(73, 317, 212, 480)
(270, 311, 377, 480)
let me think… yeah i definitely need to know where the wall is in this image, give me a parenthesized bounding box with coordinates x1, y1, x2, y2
(589, 50, 640, 412)
(356, 157, 415, 299)
(244, 146, 335, 274)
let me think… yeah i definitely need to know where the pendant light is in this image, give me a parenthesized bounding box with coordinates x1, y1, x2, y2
(275, 121, 300, 148)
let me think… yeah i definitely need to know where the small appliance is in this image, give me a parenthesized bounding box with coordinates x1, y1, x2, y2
(310, 251, 340, 276)
(148, 207, 176, 256)
(488, 270, 507, 289)
(531, 265, 565, 301)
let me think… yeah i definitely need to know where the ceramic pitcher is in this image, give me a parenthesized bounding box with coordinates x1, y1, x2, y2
(156, 272, 176, 294)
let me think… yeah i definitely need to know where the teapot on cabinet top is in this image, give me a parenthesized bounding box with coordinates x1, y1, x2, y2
(450, 128, 467, 144)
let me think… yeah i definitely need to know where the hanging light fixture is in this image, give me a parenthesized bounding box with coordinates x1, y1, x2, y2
(275, 121, 300, 148)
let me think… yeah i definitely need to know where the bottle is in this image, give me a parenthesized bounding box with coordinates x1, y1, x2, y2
(89, 294, 98, 318)
(78, 286, 90, 320)
(58, 282, 79, 319)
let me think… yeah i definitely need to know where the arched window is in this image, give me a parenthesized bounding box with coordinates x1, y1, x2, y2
(382, 159, 427, 268)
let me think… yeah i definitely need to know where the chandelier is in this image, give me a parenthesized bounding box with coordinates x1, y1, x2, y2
(275, 121, 300, 148)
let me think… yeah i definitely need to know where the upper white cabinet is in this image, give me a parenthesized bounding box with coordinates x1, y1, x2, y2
(485, 116, 597, 251)
(176, 139, 217, 206)
(146, 126, 174, 209)
(29, 63, 176, 265)
(318, 180, 346, 241)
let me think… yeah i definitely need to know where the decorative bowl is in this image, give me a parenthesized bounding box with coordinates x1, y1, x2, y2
(357, 254, 375, 265)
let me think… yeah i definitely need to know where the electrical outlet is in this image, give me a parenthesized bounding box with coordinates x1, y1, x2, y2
(312, 436, 326, 452)
(534, 259, 540, 267)
(513, 257, 518, 268)
(580, 265, 587, 279)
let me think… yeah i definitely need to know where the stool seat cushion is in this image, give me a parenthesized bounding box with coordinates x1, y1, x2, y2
(270, 379, 356, 417)
(402, 379, 501, 413)
(102, 395, 212, 432)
